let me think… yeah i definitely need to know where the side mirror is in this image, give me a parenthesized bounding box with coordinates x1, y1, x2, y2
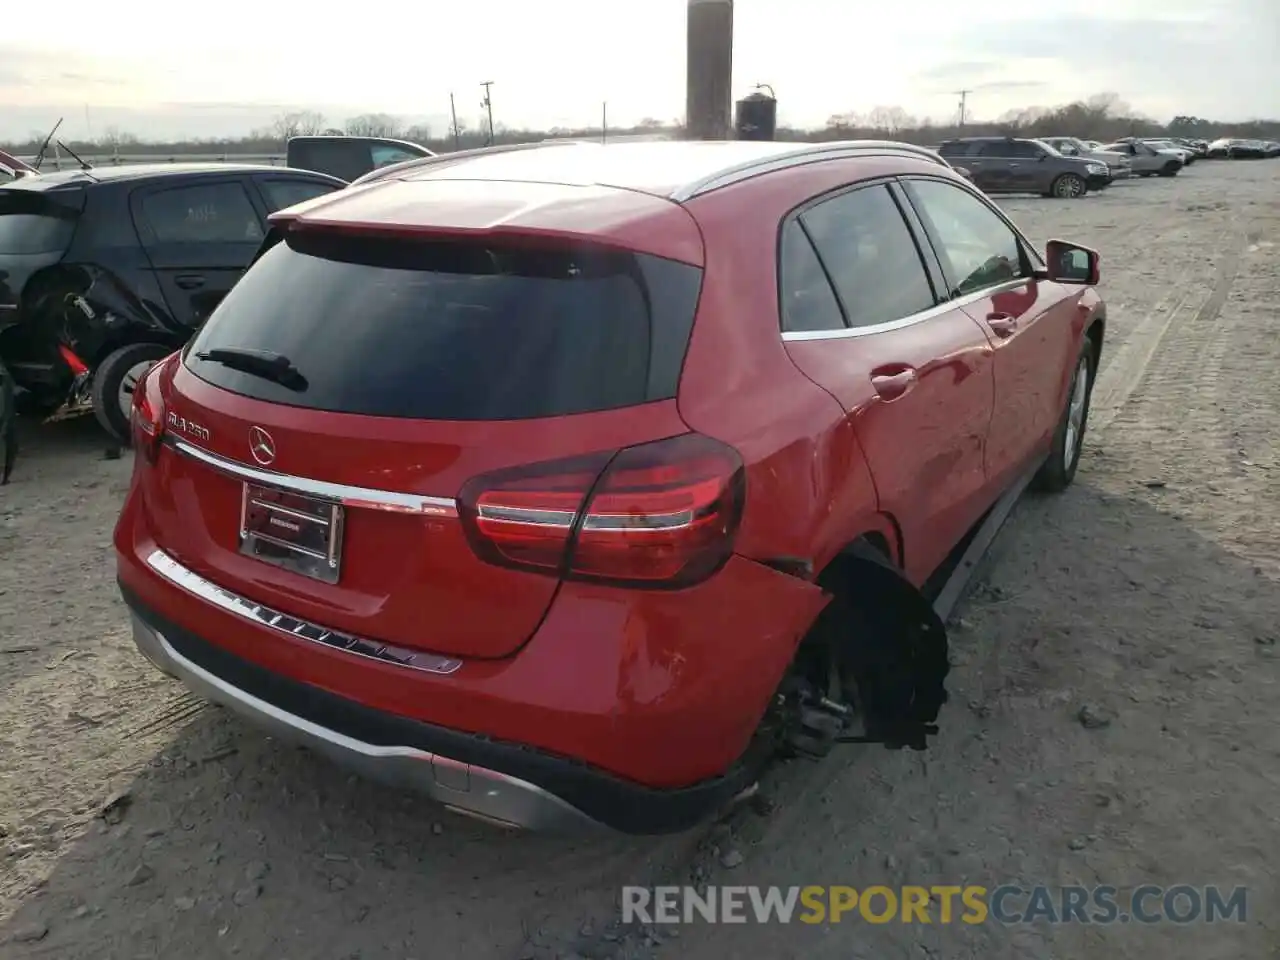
(1045, 240, 1100, 285)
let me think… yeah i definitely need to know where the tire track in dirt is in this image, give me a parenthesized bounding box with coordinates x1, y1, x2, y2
(1089, 226, 1242, 437)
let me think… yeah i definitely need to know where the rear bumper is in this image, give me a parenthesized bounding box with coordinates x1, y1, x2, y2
(122, 580, 763, 834)
(127, 604, 598, 831)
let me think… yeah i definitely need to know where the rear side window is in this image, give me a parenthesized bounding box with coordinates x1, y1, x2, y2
(139, 182, 263, 244)
(289, 142, 369, 181)
(185, 233, 703, 420)
(778, 219, 845, 333)
(799, 184, 937, 328)
(0, 214, 76, 254)
(371, 145, 423, 169)
(257, 178, 341, 212)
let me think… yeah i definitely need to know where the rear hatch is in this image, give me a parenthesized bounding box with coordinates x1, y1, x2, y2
(142, 204, 706, 659)
(0, 180, 86, 328)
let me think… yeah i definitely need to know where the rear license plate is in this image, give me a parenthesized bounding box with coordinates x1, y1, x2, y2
(239, 483, 344, 584)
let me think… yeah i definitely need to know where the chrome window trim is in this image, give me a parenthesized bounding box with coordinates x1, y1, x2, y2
(671, 141, 950, 203)
(144, 549, 463, 676)
(780, 277, 1030, 342)
(167, 437, 458, 517)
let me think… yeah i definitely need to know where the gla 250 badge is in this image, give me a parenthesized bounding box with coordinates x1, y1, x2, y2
(166, 411, 210, 443)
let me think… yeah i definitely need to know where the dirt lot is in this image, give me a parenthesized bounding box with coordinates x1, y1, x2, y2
(2, 160, 1277, 960)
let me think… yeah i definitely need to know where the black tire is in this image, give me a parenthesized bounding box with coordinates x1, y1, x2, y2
(1051, 173, 1087, 199)
(1033, 339, 1095, 493)
(91, 343, 172, 444)
(0, 358, 16, 485)
(1159, 162, 1180, 177)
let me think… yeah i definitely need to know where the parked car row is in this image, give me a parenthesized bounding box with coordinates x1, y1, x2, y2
(1206, 138, 1280, 159)
(936, 135, 1160, 198)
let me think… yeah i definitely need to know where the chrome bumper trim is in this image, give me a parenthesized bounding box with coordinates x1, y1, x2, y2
(168, 437, 458, 518)
(129, 614, 601, 832)
(144, 549, 462, 676)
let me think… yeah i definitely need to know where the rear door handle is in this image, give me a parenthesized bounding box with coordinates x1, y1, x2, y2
(986, 312, 1018, 338)
(175, 274, 206, 290)
(870, 365, 918, 401)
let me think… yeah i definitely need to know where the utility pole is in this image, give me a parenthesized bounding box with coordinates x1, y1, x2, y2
(955, 89, 972, 132)
(480, 81, 495, 146)
(602, 102, 608, 144)
(686, 0, 734, 139)
(450, 92, 461, 150)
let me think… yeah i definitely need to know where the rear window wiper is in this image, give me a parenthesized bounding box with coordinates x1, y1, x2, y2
(194, 347, 308, 392)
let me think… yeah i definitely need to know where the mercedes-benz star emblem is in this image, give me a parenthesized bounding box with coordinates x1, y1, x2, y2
(248, 426, 276, 466)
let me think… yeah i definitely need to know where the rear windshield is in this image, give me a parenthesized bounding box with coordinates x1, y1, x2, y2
(185, 232, 703, 420)
(0, 214, 76, 255)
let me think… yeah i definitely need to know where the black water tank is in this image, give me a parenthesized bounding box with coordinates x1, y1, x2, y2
(735, 91, 777, 141)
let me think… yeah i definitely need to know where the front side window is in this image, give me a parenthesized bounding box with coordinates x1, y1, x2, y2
(139, 182, 263, 244)
(905, 179, 1026, 297)
(799, 184, 937, 328)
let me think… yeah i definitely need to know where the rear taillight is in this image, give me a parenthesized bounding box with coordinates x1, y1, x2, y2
(130, 359, 167, 460)
(458, 433, 746, 589)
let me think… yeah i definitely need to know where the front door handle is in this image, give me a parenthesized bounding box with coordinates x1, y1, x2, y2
(175, 274, 206, 290)
(870, 365, 919, 401)
(986, 312, 1018, 338)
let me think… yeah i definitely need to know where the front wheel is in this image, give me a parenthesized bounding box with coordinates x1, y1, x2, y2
(1051, 173, 1087, 199)
(1033, 340, 1095, 493)
(91, 343, 173, 445)
(1159, 162, 1180, 177)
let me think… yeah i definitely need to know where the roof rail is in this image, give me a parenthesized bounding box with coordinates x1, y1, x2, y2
(350, 139, 588, 186)
(670, 140, 950, 203)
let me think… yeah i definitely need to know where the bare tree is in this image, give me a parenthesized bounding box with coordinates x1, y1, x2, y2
(826, 111, 867, 131)
(403, 123, 433, 145)
(345, 114, 403, 138)
(98, 125, 139, 148)
(269, 111, 327, 140)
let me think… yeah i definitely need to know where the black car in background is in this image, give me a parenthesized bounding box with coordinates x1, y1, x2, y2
(0, 163, 344, 441)
(0, 355, 15, 483)
(286, 136, 435, 182)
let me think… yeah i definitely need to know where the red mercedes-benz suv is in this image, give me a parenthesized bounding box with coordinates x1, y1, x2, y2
(115, 140, 1104, 834)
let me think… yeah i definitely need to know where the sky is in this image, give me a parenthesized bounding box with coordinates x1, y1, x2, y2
(2, 0, 1277, 143)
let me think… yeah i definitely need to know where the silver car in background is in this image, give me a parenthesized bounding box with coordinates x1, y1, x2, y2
(1139, 139, 1197, 165)
(1099, 140, 1184, 177)
(1042, 136, 1132, 179)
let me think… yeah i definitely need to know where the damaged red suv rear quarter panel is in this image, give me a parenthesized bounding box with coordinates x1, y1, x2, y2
(678, 156, 916, 573)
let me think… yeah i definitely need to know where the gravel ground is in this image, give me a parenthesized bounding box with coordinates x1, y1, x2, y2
(1, 160, 1277, 960)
